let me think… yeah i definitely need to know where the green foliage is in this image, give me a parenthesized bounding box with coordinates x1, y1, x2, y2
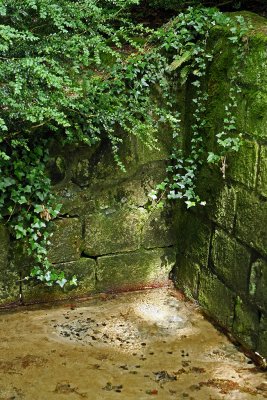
(148, 8, 248, 209)
(0, 1, 248, 286)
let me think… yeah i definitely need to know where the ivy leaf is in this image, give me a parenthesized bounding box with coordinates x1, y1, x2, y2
(17, 196, 28, 205)
(168, 50, 193, 72)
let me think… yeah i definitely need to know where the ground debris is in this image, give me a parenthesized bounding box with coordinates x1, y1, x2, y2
(153, 370, 177, 385)
(102, 382, 123, 392)
(54, 381, 87, 397)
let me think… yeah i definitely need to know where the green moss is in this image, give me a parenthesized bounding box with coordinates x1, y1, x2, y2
(245, 91, 267, 139)
(84, 208, 146, 256)
(233, 297, 259, 350)
(198, 271, 235, 329)
(212, 229, 251, 295)
(47, 218, 82, 264)
(249, 259, 267, 311)
(212, 184, 237, 232)
(228, 140, 259, 189)
(258, 145, 267, 198)
(176, 212, 212, 267)
(174, 259, 200, 300)
(142, 207, 175, 249)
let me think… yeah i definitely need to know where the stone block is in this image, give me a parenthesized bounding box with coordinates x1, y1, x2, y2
(48, 218, 82, 263)
(258, 145, 267, 198)
(233, 297, 260, 350)
(22, 258, 96, 302)
(228, 140, 259, 189)
(212, 229, 251, 295)
(212, 184, 237, 232)
(0, 225, 20, 305)
(176, 213, 212, 268)
(236, 189, 267, 257)
(96, 247, 176, 291)
(84, 208, 147, 256)
(249, 258, 267, 310)
(258, 314, 267, 359)
(141, 208, 175, 249)
(198, 271, 235, 329)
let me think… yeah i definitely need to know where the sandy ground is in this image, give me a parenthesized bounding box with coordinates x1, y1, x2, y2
(0, 287, 266, 400)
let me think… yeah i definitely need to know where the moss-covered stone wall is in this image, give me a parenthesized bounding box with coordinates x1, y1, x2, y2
(0, 133, 178, 305)
(174, 12, 267, 360)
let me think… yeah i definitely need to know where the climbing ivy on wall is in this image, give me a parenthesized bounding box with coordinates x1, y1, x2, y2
(0, 0, 248, 286)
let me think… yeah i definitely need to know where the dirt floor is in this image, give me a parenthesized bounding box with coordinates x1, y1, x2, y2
(0, 287, 266, 400)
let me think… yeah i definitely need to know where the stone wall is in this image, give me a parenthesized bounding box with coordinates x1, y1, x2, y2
(174, 12, 267, 360)
(0, 132, 178, 304)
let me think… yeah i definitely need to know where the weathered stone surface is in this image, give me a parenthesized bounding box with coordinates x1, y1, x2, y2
(142, 208, 175, 249)
(258, 145, 267, 198)
(236, 189, 267, 257)
(0, 225, 19, 304)
(228, 140, 259, 189)
(22, 258, 96, 302)
(258, 314, 267, 359)
(174, 258, 200, 300)
(48, 218, 82, 263)
(212, 184, 236, 232)
(84, 208, 146, 256)
(212, 229, 251, 295)
(96, 247, 176, 291)
(176, 213, 212, 267)
(249, 258, 267, 310)
(233, 297, 260, 350)
(54, 183, 86, 216)
(198, 272, 235, 329)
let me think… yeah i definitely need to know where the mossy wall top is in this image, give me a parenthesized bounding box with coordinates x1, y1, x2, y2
(174, 12, 267, 361)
